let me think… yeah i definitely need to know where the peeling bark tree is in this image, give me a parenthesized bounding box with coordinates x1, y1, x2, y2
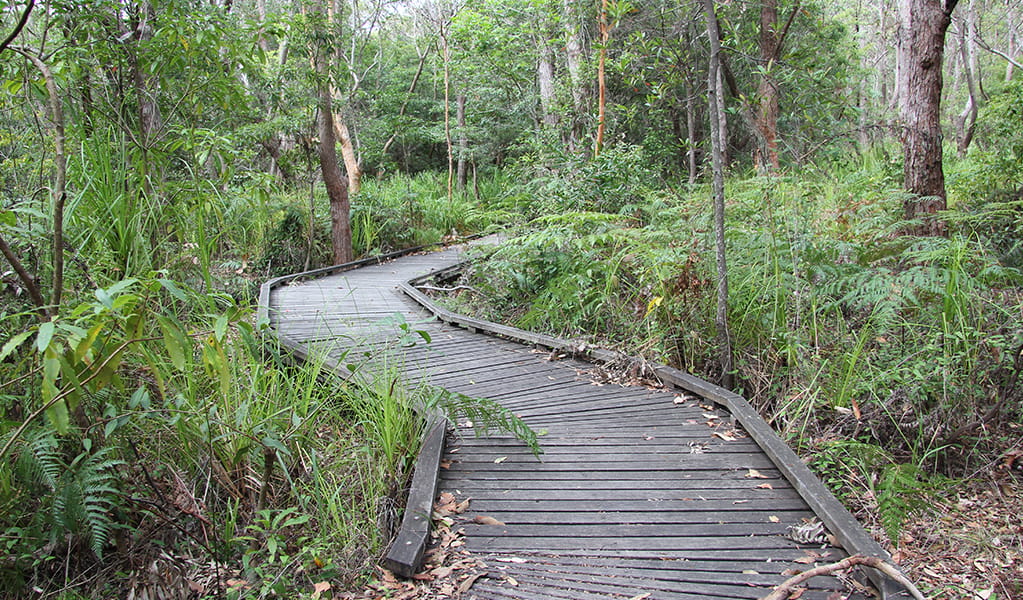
(311, 2, 352, 265)
(897, 0, 960, 236)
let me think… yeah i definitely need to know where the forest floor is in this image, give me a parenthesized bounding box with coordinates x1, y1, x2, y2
(890, 470, 1022, 599)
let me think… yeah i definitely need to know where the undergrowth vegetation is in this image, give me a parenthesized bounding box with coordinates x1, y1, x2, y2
(0, 158, 516, 597)
(448, 144, 1023, 547)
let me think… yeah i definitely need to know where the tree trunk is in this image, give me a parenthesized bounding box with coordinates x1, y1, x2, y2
(897, 0, 959, 236)
(594, 0, 609, 157)
(456, 94, 468, 191)
(311, 2, 352, 265)
(954, 0, 978, 157)
(333, 114, 362, 195)
(702, 0, 734, 389)
(441, 28, 453, 201)
(15, 48, 66, 314)
(685, 76, 698, 185)
(755, 0, 781, 173)
(317, 97, 353, 265)
(562, 0, 586, 151)
(131, 1, 162, 182)
(538, 45, 558, 129)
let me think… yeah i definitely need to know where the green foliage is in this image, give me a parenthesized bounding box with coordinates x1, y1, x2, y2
(7, 429, 124, 559)
(951, 81, 1023, 267)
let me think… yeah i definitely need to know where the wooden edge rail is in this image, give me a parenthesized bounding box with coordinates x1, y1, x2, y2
(399, 267, 912, 600)
(382, 416, 446, 578)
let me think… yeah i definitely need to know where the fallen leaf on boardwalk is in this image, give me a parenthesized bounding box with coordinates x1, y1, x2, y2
(781, 568, 801, 576)
(702, 412, 720, 419)
(712, 431, 736, 441)
(733, 499, 749, 504)
(454, 498, 471, 513)
(769, 515, 781, 523)
(789, 587, 807, 599)
(746, 468, 769, 479)
(505, 576, 518, 586)
(673, 396, 686, 404)
(756, 483, 774, 489)
(439, 461, 451, 469)
(742, 570, 760, 575)
(474, 515, 505, 525)
(311, 581, 331, 600)
(494, 557, 527, 563)
(628, 594, 652, 600)
(494, 456, 507, 464)
(794, 555, 817, 564)
(438, 492, 455, 505)
(431, 566, 453, 579)
(458, 572, 485, 595)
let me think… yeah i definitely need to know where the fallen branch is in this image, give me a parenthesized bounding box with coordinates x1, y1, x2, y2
(759, 554, 926, 600)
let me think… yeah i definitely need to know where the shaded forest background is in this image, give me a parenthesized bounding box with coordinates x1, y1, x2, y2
(0, 0, 1021, 598)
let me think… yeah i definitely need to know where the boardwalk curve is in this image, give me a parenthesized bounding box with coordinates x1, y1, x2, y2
(259, 241, 911, 600)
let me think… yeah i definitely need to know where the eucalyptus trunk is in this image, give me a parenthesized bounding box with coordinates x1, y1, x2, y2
(897, 0, 959, 236)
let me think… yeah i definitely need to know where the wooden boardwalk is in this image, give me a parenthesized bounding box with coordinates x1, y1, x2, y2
(261, 242, 909, 600)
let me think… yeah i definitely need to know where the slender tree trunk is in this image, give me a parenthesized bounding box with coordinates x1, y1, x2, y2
(456, 94, 468, 191)
(1007, 3, 1019, 81)
(562, 0, 586, 151)
(954, 0, 978, 156)
(131, 1, 162, 189)
(755, 0, 781, 173)
(325, 1, 362, 196)
(685, 76, 698, 185)
(702, 0, 733, 389)
(333, 113, 362, 194)
(594, 0, 609, 157)
(538, 45, 558, 129)
(256, 0, 270, 52)
(15, 48, 65, 314)
(441, 28, 453, 201)
(381, 42, 431, 163)
(897, 0, 959, 236)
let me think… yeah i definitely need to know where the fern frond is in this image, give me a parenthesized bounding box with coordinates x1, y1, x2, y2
(53, 446, 125, 558)
(427, 389, 541, 457)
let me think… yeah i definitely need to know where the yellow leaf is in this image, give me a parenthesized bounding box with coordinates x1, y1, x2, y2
(644, 296, 663, 318)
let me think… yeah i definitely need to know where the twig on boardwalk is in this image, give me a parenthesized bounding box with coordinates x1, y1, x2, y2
(759, 554, 926, 600)
(416, 284, 480, 294)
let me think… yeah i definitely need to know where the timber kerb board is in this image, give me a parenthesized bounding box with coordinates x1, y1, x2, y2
(259, 242, 916, 596)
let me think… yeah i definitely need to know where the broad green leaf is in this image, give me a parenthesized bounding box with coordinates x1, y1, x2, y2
(0, 330, 32, 361)
(0, 209, 15, 227)
(262, 436, 291, 457)
(105, 278, 139, 297)
(95, 287, 114, 310)
(75, 322, 104, 363)
(36, 321, 56, 353)
(45, 398, 70, 434)
(214, 314, 229, 342)
(157, 278, 189, 302)
(158, 316, 190, 371)
(129, 386, 151, 410)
